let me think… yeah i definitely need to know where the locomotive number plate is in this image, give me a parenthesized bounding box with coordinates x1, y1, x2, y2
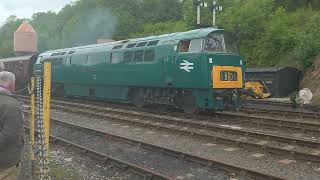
(220, 71, 237, 81)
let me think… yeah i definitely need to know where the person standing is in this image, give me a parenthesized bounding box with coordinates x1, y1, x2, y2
(0, 71, 24, 180)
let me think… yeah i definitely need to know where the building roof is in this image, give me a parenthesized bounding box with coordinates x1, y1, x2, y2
(246, 67, 299, 73)
(0, 55, 36, 62)
(15, 22, 36, 33)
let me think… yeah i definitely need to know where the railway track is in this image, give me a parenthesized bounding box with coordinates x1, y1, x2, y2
(214, 111, 320, 136)
(19, 95, 320, 136)
(241, 99, 320, 120)
(243, 99, 320, 112)
(24, 126, 171, 180)
(20, 96, 320, 163)
(24, 111, 287, 180)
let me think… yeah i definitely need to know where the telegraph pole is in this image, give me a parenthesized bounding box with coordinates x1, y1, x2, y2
(212, 0, 216, 27)
(211, 0, 223, 27)
(193, 0, 223, 27)
(197, 4, 201, 25)
(193, 0, 202, 25)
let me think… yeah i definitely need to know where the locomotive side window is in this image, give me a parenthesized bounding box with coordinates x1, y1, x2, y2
(144, 49, 155, 62)
(110, 52, 123, 64)
(178, 40, 191, 53)
(204, 33, 226, 53)
(64, 57, 72, 66)
(124, 51, 133, 63)
(87, 53, 109, 65)
(42, 58, 62, 66)
(188, 39, 203, 53)
(133, 50, 144, 62)
(72, 55, 87, 65)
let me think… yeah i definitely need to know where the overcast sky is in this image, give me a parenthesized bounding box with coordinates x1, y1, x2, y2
(0, 0, 77, 26)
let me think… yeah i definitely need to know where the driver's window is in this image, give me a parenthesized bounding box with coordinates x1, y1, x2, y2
(178, 40, 190, 53)
(204, 33, 226, 53)
(188, 39, 203, 53)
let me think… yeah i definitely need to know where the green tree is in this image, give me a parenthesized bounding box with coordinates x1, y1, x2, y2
(0, 16, 25, 57)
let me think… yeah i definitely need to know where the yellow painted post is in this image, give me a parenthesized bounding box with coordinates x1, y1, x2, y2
(43, 62, 51, 156)
(30, 77, 35, 160)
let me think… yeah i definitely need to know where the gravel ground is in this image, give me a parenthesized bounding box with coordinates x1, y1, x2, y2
(51, 110, 320, 180)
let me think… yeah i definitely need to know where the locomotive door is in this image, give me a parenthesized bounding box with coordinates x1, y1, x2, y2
(164, 41, 177, 86)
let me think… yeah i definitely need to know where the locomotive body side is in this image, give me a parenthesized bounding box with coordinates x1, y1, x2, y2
(35, 28, 245, 113)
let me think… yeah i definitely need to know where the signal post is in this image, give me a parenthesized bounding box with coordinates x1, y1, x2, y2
(30, 62, 52, 180)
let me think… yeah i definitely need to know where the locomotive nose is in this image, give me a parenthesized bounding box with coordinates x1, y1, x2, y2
(208, 54, 244, 89)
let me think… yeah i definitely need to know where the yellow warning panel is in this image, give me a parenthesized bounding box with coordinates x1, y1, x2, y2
(43, 62, 51, 155)
(212, 66, 243, 89)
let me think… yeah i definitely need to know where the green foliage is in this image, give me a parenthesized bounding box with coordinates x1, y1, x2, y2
(275, 0, 320, 11)
(0, 16, 25, 57)
(0, 0, 319, 70)
(219, 0, 320, 68)
(131, 21, 188, 38)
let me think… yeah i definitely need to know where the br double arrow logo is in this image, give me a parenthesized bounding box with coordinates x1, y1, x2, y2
(180, 60, 194, 72)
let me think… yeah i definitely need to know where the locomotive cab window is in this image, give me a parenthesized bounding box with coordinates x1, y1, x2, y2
(204, 33, 226, 53)
(178, 40, 190, 53)
(188, 39, 203, 53)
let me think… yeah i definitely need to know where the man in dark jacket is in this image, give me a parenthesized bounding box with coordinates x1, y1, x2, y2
(0, 71, 24, 180)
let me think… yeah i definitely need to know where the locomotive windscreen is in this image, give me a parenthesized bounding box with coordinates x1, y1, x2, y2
(204, 33, 226, 53)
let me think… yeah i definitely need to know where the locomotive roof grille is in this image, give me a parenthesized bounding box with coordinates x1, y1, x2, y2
(40, 28, 222, 56)
(136, 42, 148, 47)
(127, 43, 137, 48)
(112, 45, 123, 49)
(147, 40, 159, 46)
